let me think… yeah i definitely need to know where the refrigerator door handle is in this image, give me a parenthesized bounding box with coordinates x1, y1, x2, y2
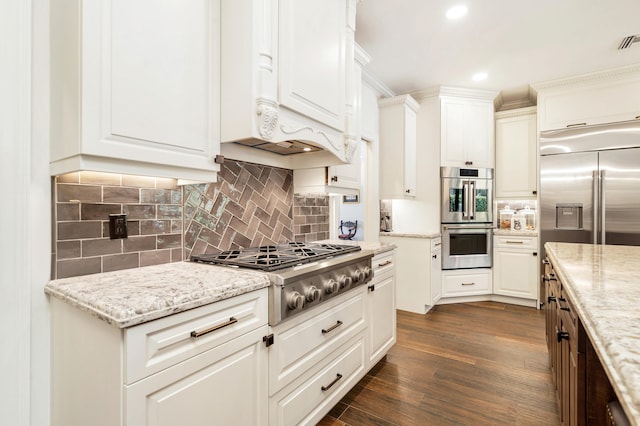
(600, 170, 606, 245)
(593, 170, 599, 244)
(462, 181, 469, 220)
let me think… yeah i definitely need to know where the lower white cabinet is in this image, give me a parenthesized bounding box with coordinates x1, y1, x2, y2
(367, 250, 397, 366)
(50, 289, 269, 426)
(442, 269, 492, 297)
(493, 235, 539, 301)
(430, 239, 442, 305)
(378, 235, 439, 314)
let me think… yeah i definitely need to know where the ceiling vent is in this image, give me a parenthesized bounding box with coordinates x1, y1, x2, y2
(618, 34, 640, 50)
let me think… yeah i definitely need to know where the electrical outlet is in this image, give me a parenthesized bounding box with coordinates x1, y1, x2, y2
(109, 214, 128, 239)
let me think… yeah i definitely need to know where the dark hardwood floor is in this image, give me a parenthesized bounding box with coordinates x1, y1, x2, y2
(318, 302, 560, 426)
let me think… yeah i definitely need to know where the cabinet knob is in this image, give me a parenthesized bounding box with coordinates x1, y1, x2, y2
(330, 176, 338, 183)
(465, 161, 473, 166)
(557, 330, 569, 342)
(432, 254, 437, 259)
(533, 252, 538, 256)
(405, 189, 411, 194)
(532, 190, 537, 195)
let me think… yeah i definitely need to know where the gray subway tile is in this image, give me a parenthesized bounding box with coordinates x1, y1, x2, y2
(57, 184, 102, 203)
(82, 238, 122, 257)
(57, 257, 101, 279)
(58, 221, 102, 240)
(81, 203, 122, 220)
(103, 253, 139, 272)
(103, 187, 140, 203)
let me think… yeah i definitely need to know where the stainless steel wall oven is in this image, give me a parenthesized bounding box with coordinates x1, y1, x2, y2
(441, 167, 494, 269)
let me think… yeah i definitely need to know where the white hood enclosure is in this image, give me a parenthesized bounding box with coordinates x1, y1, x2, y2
(220, 0, 359, 169)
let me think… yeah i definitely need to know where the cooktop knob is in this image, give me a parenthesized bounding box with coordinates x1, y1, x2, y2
(338, 274, 352, 289)
(351, 269, 365, 283)
(286, 291, 305, 310)
(324, 279, 339, 294)
(305, 286, 322, 302)
(362, 266, 372, 280)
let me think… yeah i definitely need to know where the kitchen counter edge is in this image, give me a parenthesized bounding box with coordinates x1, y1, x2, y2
(378, 232, 441, 239)
(45, 261, 270, 329)
(545, 242, 640, 425)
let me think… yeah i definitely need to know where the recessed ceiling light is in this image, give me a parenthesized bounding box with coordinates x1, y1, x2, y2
(303, 147, 312, 152)
(446, 5, 468, 20)
(472, 72, 488, 81)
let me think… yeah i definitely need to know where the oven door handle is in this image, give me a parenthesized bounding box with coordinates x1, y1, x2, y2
(443, 224, 493, 230)
(462, 180, 470, 219)
(469, 180, 476, 220)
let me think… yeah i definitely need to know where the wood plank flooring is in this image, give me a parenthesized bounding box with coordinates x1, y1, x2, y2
(318, 302, 560, 426)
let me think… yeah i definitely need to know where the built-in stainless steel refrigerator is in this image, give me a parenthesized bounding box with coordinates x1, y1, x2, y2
(540, 120, 640, 258)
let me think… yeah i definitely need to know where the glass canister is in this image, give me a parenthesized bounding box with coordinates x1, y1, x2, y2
(521, 206, 536, 230)
(499, 206, 514, 229)
(511, 213, 525, 231)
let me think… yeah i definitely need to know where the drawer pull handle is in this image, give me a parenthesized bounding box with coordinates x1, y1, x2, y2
(190, 317, 238, 338)
(378, 260, 392, 267)
(505, 240, 524, 244)
(321, 373, 343, 392)
(321, 320, 343, 334)
(434, 242, 442, 247)
(461, 282, 475, 286)
(557, 330, 570, 342)
(566, 122, 587, 128)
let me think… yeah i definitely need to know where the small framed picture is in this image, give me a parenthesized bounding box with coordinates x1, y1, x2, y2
(342, 194, 359, 204)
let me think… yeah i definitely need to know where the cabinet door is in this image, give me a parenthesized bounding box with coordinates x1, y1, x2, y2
(495, 111, 537, 198)
(51, 0, 221, 179)
(126, 326, 268, 426)
(430, 246, 442, 304)
(493, 248, 538, 299)
(328, 139, 361, 190)
(367, 273, 396, 365)
(466, 101, 495, 168)
(279, 0, 345, 131)
(404, 106, 418, 195)
(441, 99, 467, 166)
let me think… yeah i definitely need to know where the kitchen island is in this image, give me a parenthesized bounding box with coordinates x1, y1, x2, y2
(545, 242, 640, 425)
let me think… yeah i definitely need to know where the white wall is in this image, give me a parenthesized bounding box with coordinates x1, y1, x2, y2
(1, 1, 51, 424)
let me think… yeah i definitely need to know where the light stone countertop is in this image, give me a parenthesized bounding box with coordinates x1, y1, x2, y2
(314, 239, 396, 255)
(45, 262, 270, 329)
(493, 228, 539, 237)
(379, 232, 441, 239)
(545, 242, 640, 425)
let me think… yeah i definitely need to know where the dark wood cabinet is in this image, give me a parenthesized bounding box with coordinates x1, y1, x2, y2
(543, 258, 625, 425)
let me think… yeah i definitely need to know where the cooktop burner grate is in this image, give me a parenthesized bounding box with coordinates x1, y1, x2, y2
(190, 242, 361, 272)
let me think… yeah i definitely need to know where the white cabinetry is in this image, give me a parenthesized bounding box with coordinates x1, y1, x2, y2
(379, 95, 420, 198)
(221, 0, 358, 168)
(367, 250, 397, 366)
(440, 94, 496, 168)
(536, 67, 640, 131)
(50, 0, 220, 181)
(493, 235, 538, 303)
(378, 235, 439, 314)
(268, 288, 367, 425)
(495, 107, 538, 198)
(50, 289, 268, 426)
(430, 239, 443, 305)
(442, 269, 492, 297)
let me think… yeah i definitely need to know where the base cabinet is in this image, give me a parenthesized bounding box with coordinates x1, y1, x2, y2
(50, 289, 269, 426)
(493, 235, 538, 301)
(442, 269, 491, 297)
(367, 250, 397, 365)
(544, 258, 625, 426)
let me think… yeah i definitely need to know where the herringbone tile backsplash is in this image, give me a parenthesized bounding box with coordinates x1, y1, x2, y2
(186, 160, 328, 257)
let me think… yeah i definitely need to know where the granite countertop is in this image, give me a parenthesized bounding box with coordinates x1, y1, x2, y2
(545, 242, 640, 425)
(493, 228, 538, 236)
(45, 262, 270, 329)
(379, 231, 441, 239)
(314, 239, 396, 255)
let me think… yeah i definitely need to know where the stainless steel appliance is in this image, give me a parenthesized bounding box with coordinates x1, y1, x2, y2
(540, 120, 640, 257)
(190, 242, 373, 325)
(441, 167, 494, 223)
(441, 223, 493, 269)
(441, 166, 494, 269)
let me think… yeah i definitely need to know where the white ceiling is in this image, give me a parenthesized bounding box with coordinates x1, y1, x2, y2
(355, 0, 640, 104)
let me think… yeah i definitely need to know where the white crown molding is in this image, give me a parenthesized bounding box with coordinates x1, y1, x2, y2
(409, 85, 440, 100)
(411, 85, 499, 101)
(495, 105, 537, 119)
(494, 86, 538, 112)
(354, 43, 372, 66)
(361, 69, 395, 98)
(532, 63, 640, 91)
(377, 94, 420, 112)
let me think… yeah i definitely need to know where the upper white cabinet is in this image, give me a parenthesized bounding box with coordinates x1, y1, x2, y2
(495, 107, 538, 198)
(220, 0, 358, 168)
(535, 65, 640, 131)
(379, 95, 420, 198)
(50, 0, 220, 182)
(440, 91, 497, 168)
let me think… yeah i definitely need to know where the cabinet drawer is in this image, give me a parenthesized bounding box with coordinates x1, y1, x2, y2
(372, 251, 394, 277)
(269, 335, 366, 426)
(125, 288, 268, 384)
(269, 289, 366, 395)
(443, 271, 491, 296)
(494, 235, 538, 249)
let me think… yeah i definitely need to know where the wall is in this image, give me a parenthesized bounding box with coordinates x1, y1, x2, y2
(52, 161, 330, 279)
